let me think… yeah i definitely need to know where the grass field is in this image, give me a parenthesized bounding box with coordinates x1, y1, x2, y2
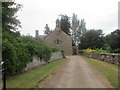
(6, 58, 67, 88)
(81, 55, 119, 88)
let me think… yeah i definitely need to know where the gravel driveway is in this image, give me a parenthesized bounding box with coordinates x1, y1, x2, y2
(39, 56, 112, 88)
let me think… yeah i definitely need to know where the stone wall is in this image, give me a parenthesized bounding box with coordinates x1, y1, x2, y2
(82, 52, 120, 65)
(24, 51, 63, 71)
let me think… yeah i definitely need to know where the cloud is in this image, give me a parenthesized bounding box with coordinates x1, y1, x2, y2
(15, 0, 119, 36)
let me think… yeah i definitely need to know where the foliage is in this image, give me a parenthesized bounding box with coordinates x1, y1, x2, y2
(84, 48, 95, 52)
(19, 35, 52, 62)
(44, 24, 52, 35)
(76, 19, 86, 45)
(79, 48, 95, 54)
(61, 50, 66, 58)
(71, 13, 87, 45)
(2, 33, 52, 76)
(79, 29, 105, 49)
(79, 47, 110, 54)
(71, 13, 79, 45)
(2, 2, 22, 32)
(78, 50, 85, 55)
(95, 48, 110, 53)
(18, 35, 36, 43)
(105, 29, 120, 53)
(6, 58, 67, 88)
(50, 46, 60, 52)
(60, 14, 71, 36)
(2, 39, 18, 75)
(13, 42, 32, 73)
(2, 2, 60, 77)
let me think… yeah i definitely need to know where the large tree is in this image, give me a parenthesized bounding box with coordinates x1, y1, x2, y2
(2, 2, 21, 33)
(71, 13, 79, 45)
(2, 2, 22, 75)
(76, 19, 86, 45)
(79, 29, 105, 49)
(60, 14, 71, 36)
(71, 13, 86, 45)
(105, 29, 120, 53)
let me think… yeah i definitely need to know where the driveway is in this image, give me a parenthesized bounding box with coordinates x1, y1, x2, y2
(39, 56, 112, 88)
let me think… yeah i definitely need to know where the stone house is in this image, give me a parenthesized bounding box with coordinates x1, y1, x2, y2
(35, 19, 78, 55)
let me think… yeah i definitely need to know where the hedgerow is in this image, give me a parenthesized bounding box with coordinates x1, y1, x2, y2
(2, 33, 52, 76)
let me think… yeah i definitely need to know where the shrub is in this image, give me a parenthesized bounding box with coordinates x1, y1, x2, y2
(2, 39, 18, 75)
(95, 48, 110, 53)
(85, 48, 96, 52)
(79, 50, 85, 55)
(50, 46, 60, 52)
(61, 50, 66, 58)
(2, 34, 52, 76)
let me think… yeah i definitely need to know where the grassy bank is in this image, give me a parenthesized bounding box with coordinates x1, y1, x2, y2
(81, 55, 118, 88)
(6, 58, 67, 88)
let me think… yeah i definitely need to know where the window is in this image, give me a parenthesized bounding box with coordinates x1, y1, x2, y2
(54, 39, 62, 46)
(54, 40, 56, 45)
(57, 39, 60, 46)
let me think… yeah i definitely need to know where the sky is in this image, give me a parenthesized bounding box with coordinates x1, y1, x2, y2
(15, 0, 119, 37)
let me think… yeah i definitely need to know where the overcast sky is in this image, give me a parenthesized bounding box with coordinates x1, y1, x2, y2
(15, 0, 119, 37)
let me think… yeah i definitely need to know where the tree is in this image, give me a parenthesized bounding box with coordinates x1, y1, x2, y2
(76, 19, 86, 45)
(71, 13, 79, 45)
(2, 2, 22, 33)
(105, 29, 120, 53)
(79, 29, 105, 49)
(71, 13, 87, 45)
(44, 24, 51, 35)
(2, 2, 53, 76)
(60, 14, 71, 36)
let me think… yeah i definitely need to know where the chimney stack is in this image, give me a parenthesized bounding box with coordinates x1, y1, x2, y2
(35, 30, 39, 37)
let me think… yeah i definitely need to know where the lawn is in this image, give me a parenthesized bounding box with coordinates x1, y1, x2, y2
(6, 58, 67, 88)
(81, 55, 119, 88)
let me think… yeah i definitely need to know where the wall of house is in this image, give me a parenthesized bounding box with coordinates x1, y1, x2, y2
(24, 51, 63, 71)
(82, 52, 120, 65)
(45, 30, 72, 55)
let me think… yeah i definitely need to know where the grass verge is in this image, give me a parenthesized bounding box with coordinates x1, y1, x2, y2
(81, 55, 118, 88)
(6, 58, 67, 88)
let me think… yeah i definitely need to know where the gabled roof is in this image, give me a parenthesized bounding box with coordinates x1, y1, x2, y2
(45, 27, 72, 40)
(37, 35, 47, 40)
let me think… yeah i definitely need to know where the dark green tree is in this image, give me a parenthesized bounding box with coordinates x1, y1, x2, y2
(44, 24, 51, 35)
(105, 29, 120, 53)
(2, 2, 22, 33)
(60, 14, 71, 35)
(79, 29, 105, 49)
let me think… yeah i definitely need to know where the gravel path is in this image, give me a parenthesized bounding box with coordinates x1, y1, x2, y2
(39, 56, 112, 88)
